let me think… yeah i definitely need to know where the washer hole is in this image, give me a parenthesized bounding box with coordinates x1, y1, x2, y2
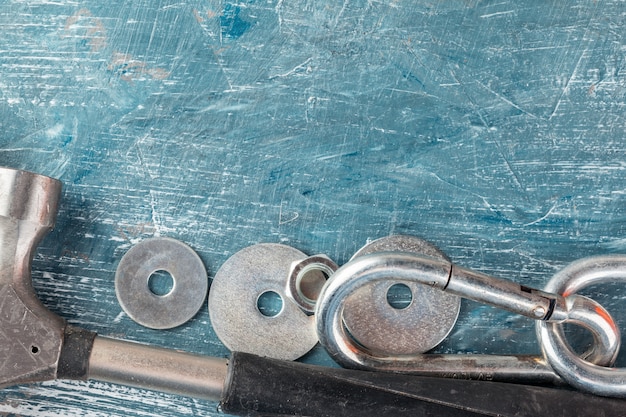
(148, 270, 175, 296)
(257, 291, 284, 317)
(31, 345, 40, 355)
(386, 283, 413, 310)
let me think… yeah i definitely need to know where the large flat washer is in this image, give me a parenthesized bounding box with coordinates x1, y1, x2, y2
(341, 235, 461, 355)
(208, 243, 318, 361)
(115, 237, 208, 330)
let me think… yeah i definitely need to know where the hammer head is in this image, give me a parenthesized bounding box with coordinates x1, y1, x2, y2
(0, 167, 67, 387)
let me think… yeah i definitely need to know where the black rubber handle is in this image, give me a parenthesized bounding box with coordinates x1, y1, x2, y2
(220, 352, 626, 417)
(220, 351, 485, 417)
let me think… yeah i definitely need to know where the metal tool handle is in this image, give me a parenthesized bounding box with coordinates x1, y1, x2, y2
(82, 337, 626, 416)
(88, 336, 228, 400)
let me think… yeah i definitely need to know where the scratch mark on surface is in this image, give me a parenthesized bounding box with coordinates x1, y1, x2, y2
(275, 0, 284, 30)
(279, 201, 299, 225)
(208, 48, 233, 90)
(447, 67, 531, 202)
(269, 57, 312, 79)
(549, 50, 586, 119)
(549, 4, 598, 119)
(385, 87, 440, 100)
(427, 171, 499, 215)
(523, 201, 558, 226)
(190, 8, 234, 90)
(447, 76, 528, 223)
(480, 10, 514, 19)
(133, 134, 156, 180)
(402, 39, 427, 74)
(149, 190, 163, 236)
(603, 238, 626, 251)
(333, 0, 350, 29)
(0, 148, 56, 153)
(448, 65, 490, 127)
(316, 151, 355, 161)
(490, 136, 529, 201)
(112, 311, 125, 323)
(475, 80, 538, 119)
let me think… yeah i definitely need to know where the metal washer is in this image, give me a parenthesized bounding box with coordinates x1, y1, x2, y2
(115, 237, 208, 330)
(208, 243, 318, 361)
(341, 235, 461, 355)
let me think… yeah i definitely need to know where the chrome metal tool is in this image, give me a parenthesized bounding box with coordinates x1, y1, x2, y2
(538, 254, 626, 398)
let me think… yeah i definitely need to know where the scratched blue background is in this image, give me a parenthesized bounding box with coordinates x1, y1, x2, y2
(1, 0, 626, 415)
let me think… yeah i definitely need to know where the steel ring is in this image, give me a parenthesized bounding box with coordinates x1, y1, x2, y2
(115, 237, 208, 330)
(537, 255, 626, 397)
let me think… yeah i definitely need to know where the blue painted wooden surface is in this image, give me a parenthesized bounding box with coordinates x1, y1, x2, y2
(1, 0, 626, 415)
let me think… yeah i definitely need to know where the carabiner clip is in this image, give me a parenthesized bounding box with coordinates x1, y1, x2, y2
(315, 250, 620, 390)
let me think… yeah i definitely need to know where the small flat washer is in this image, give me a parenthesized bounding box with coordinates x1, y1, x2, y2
(208, 243, 318, 361)
(115, 237, 208, 330)
(342, 235, 461, 355)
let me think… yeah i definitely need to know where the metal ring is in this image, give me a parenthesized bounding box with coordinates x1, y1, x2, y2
(115, 237, 208, 330)
(286, 255, 338, 314)
(537, 255, 626, 397)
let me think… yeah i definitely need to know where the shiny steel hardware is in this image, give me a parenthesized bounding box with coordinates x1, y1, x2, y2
(208, 243, 320, 361)
(1, 166, 624, 407)
(0, 167, 227, 397)
(115, 237, 208, 329)
(315, 238, 621, 389)
(538, 255, 626, 398)
(285, 254, 338, 314)
(342, 236, 461, 356)
(1, 169, 624, 417)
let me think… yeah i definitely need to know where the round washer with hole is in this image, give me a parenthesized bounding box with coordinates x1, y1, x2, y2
(115, 237, 208, 330)
(341, 235, 461, 355)
(208, 243, 318, 361)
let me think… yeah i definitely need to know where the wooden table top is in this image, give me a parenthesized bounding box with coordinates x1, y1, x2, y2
(1, 1, 625, 415)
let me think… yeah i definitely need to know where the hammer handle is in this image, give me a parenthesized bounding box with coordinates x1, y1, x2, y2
(82, 336, 626, 417)
(87, 336, 484, 416)
(87, 336, 227, 400)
